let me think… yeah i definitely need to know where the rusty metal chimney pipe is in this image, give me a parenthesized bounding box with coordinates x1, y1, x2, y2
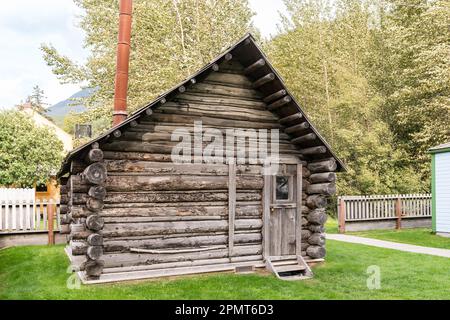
(113, 0, 133, 126)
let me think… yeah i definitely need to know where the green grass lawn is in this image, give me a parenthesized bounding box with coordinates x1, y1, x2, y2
(1, 241, 449, 300)
(325, 217, 338, 234)
(325, 215, 450, 249)
(346, 228, 450, 249)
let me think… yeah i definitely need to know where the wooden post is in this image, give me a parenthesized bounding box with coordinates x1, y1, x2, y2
(263, 170, 271, 260)
(228, 160, 236, 257)
(296, 164, 303, 257)
(48, 200, 55, 245)
(338, 197, 346, 233)
(395, 196, 402, 230)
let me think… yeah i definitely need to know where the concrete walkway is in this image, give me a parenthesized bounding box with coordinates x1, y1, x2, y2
(327, 234, 450, 258)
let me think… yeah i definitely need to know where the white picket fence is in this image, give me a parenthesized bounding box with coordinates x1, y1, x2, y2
(0, 188, 60, 234)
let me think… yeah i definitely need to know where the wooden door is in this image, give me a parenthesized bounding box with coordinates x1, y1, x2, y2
(263, 164, 302, 258)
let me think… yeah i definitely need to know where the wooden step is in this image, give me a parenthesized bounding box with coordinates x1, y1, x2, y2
(276, 264, 306, 273)
(272, 259, 298, 267)
(266, 255, 314, 281)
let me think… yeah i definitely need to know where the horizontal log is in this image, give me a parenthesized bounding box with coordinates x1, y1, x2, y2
(307, 209, 327, 225)
(307, 158, 337, 173)
(279, 113, 303, 124)
(60, 185, 68, 195)
(307, 183, 336, 196)
(102, 219, 262, 238)
(102, 244, 262, 268)
(102, 141, 297, 156)
(244, 58, 265, 75)
(82, 163, 107, 185)
(99, 204, 261, 218)
(105, 161, 263, 176)
(143, 112, 281, 129)
(267, 96, 291, 111)
(87, 246, 103, 260)
(301, 229, 312, 241)
(300, 146, 327, 155)
(72, 206, 95, 218)
(71, 175, 263, 193)
(70, 240, 88, 255)
(205, 72, 253, 88)
(306, 245, 326, 259)
(130, 245, 227, 254)
(70, 160, 86, 174)
(85, 148, 104, 163)
(177, 92, 266, 110)
(309, 172, 336, 183)
(264, 90, 287, 104)
(285, 122, 310, 134)
(85, 260, 104, 277)
(103, 254, 263, 274)
(87, 233, 103, 246)
(88, 185, 107, 200)
(308, 224, 325, 233)
(86, 215, 104, 231)
(252, 73, 275, 88)
(103, 151, 173, 162)
(86, 197, 104, 212)
(125, 126, 292, 142)
(306, 195, 328, 209)
(302, 166, 311, 178)
(72, 191, 261, 205)
(157, 102, 278, 122)
(60, 224, 70, 234)
(292, 133, 317, 144)
(60, 194, 68, 205)
(103, 233, 261, 252)
(189, 83, 262, 100)
(308, 233, 325, 246)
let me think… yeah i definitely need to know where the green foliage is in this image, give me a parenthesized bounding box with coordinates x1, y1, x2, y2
(267, 0, 441, 195)
(370, 0, 450, 180)
(41, 0, 257, 135)
(0, 111, 63, 187)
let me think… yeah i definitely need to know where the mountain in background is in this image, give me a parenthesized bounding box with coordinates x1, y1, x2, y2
(46, 88, 92, 126)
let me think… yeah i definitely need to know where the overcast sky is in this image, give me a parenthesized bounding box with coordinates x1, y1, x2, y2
(0, 0, 287, 110)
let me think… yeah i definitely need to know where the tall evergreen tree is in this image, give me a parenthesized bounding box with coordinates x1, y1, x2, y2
(267, 0, 424, 195)
(371, 0, 450, 178)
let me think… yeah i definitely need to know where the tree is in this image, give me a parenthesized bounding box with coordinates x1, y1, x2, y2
(25, 85, 48, 115)
(370, 0, 450, 179)
(0, 111, 64, 187)
(267, 0, 424, 195)
(41, 0, 257, 134)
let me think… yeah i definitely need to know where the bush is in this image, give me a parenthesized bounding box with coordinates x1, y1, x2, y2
(0, 110, 64, 187)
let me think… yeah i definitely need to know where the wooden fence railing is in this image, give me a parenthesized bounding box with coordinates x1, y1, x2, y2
(337, 194, 432, 233)
(0, 196, 60, 234)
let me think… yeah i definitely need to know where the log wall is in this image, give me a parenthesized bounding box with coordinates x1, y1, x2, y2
(61, 59, 336, 278)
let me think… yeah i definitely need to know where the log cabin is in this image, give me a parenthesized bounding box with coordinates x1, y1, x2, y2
(57, 34, 345, 284)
